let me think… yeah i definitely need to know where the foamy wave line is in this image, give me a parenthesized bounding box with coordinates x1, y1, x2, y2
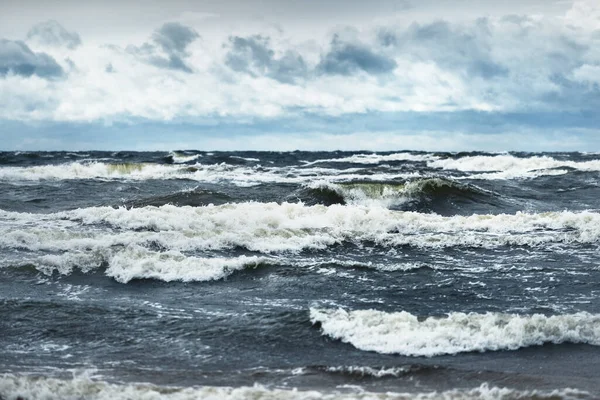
(0, 375, 590, 400)
(18, 247, 272, 283)
(0, 161, 414, 186)
(2, 204, 600, 254)
(323, 366, 411, 378)
(428, 155, 600, 179)
(304, 153, 439, 165)
(310, 308, 600, 357)
(168, 151, 202, 163)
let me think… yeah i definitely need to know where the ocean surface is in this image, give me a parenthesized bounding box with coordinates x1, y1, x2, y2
(1, 150, 599, 400)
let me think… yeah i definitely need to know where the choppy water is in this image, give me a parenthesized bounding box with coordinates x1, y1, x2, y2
(1, 150, 599, 399)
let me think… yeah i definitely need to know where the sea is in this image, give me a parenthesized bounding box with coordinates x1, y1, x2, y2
(0, 150, 599, 400)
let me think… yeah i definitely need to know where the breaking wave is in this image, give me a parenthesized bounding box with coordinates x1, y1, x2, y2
(2, 204, 600, 256)
(428, 154, 600, 179)
(167, 151, 202, 164)
(0, 161, 414, 186)
(304, 152, 439, 165)
(310, 308, 600, 357)
(303, 178, 494, 209)
(0, 374, 590, 400)
(26, 247, 273, 283)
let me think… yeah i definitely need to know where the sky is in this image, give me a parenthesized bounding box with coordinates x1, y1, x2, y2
(0, 0, 599, 151)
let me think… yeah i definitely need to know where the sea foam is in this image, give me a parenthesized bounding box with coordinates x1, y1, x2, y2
(428, 155, 600, 179)
(0, 374, 590, 400)
(3, 204, 600, 256)
(310, 308, 600, 357)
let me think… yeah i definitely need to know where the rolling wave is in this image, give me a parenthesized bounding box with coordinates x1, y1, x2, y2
(302, 178, 495, 209)
(0, 161, 413, 186)
(428, 154, 600, 179)
(304, 152, 439, 165)
(23, 247, 273, 283)
(0, 374, 589, 400)
(310, 308, 600, 357)
(2, 204, 600, 256)
(166, 151, 202, 164)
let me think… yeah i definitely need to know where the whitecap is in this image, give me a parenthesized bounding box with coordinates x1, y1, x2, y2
(310, 308, 600, 357)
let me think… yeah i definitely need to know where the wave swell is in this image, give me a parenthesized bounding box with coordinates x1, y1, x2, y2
(428, 154, 600, 179)
(3, 204, 600, 255)
(304, 178, 494, 209)
(310, 308, 600, 357)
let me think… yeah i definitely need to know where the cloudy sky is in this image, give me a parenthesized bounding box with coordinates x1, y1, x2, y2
(0, 0, 599, 151)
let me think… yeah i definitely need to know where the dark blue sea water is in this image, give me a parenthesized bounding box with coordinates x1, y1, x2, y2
(1, 150, 599, 399)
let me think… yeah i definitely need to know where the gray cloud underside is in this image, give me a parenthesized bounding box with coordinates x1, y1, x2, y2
(316, 34, 397, 76)
(221, 16, 599, 111)
(224, 35, 308, 83)
(26, 20, 82, 49)
(127, 22, 199, 73)
(0, 39, 63, 78)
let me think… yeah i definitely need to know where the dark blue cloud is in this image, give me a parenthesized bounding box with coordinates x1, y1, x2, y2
(127, 22, 199, 73)
(153, 22, 199, 55)
(225, 35, 307, 84)
(0, 39, 64, 78)
(317, 34, 397, 76)
(26, 20, 81, 49)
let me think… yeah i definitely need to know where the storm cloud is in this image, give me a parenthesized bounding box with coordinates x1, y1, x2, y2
(224, 35, 308, 83)
(127, 22, 199, 73)
(317, 34, 397, 76)
(0, 39, 63, 78)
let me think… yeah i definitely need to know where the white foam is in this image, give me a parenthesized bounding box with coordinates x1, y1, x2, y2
(428, 155, 600, 179)
(230, 155, 261, 162)
(15, 246, 272, 283)
(310, 308, 600, 357)
(304, 153, 439, 166)
(0, 375, 589, 400)
(3, 205, 600, 256)
(169, 151, 201, 163)
(0, 161, 416, 186)
(324, 366, 410, 378)
(0, 162, 183, 181)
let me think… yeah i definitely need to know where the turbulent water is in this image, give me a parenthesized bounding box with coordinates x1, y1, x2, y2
(1, 150, 600, 399)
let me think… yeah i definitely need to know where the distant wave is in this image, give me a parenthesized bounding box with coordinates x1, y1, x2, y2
(0, 374, 590, 400)
(167, 151, 202, 164)
(428, 154, 600, 179)
(0, 161, 415, 186)
(310, 308, 600, 357)
(304, 152, 439, 165)
(0, 162, 182, 181)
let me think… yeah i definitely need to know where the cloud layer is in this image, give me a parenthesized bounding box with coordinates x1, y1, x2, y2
(0, 0, 599, 150)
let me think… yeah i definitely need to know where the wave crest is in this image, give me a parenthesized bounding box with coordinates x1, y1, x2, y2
(310, 308, 600, 357)
(428, 154, 600, 179)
